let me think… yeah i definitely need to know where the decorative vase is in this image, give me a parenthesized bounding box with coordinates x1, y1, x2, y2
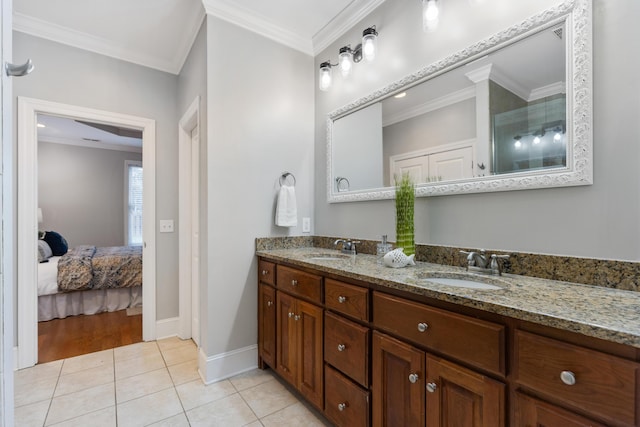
(395, 173, 415, 256)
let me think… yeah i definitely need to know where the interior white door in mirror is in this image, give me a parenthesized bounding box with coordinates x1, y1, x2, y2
(428, 146, 473, 182)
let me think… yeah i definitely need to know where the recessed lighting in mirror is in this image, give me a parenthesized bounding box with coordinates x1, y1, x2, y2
(394, 92, 407, 99)
(37, 123, 45, 128)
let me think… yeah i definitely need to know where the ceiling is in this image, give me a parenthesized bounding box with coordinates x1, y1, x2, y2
(13, 0, 385, 74)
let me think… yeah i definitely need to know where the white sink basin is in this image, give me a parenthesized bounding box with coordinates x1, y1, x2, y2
(424, 277, 503, 290)
(305, 253, 351, 261)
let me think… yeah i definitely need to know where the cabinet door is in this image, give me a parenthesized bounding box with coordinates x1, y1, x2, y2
(258, 283, 276, 368)
(425, 355, 504, 427)
(372, 331, 425, 427)
(276, 292, 296, 386)
(514, 392, 608, 427)
(297, 300, 324, 410)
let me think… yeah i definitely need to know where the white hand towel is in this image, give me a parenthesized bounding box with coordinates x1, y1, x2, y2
(275, 185, 298, 227)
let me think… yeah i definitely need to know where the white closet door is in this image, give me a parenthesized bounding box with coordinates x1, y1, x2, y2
(428, 147, 473, 182)
(391, 155, 429, 185)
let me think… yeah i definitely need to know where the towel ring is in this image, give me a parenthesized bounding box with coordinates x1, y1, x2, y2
(336, 176, 350, 192)
(279, 172, 296, 186)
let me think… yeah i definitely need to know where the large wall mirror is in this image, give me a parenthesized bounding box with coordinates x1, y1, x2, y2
(327, 0, 592, 203)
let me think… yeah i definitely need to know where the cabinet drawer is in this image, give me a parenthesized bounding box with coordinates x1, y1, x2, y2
(515, 330, 639, 427)
(373, 292, 504, 375)
(276, 265, 322, 303)
(324, 365, 370, 427)
(258, 260, 275, 286)
(324, 311, 369, 387)
(515, 392, 608, 427)
(325, 279, 369, 322)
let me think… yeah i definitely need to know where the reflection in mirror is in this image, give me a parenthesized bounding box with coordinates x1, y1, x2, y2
(327, 0, 591, 202)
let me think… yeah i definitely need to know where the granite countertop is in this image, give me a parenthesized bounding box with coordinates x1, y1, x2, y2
(257, 247, 640, 348)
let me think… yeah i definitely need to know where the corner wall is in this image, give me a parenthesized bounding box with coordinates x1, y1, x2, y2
(314, 0, 640, 261)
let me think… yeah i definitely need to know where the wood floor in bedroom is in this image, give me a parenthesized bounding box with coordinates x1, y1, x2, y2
(38, 309, 142, 363)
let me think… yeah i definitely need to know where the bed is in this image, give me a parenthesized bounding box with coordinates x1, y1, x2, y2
(37, 245, 143, 322)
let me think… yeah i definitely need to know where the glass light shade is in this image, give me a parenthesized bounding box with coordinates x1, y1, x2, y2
(319, 62, 332, 91)
(422, 0, 440, 32)
(338, 47, 353, 78)
(362, 27, 378, 62)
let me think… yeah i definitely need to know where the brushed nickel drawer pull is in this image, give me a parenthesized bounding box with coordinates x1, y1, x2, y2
(261, 270, 268, 276)
(427, 382, 437, 393)
(338, 402, 347, 411)
(417, 322, 429, 333)
(409, 373, 419, 384)
(560, 370, 576, 386)
(267, 301, 273, 307)
(288, 312, 294, 318)
(291, 279, 298, 286)
(338, 296, 347, 303)
(294, 315, 300, 321)
(337, 344, 346, 352)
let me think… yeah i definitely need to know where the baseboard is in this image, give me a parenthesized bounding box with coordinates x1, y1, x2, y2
(200, 344, 258, 384)
(155, 317, 180, 340)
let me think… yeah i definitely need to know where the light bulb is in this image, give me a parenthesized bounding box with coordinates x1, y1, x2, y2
(422, 0, 440, 32)
(338, 47, 353, 78)
(362, 27, 378, 62)
(514, 140, 522, 149)
(319, 62, 332, 92)
(533, 136, 541, 145)
(554, 132, 562, 142)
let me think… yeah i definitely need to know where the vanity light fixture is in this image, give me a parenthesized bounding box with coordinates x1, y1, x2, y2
(553, 127, 563, 143)
(318, 26, 378, 91)
(422, 0, 440, 32)
(513, 135, 522, 149)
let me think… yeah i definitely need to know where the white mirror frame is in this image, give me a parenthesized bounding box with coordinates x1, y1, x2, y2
(327, 0, 591, 203)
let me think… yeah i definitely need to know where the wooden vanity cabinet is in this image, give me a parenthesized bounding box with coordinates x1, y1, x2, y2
(514, 392, 608, 427)
(274, 267, 324, 410)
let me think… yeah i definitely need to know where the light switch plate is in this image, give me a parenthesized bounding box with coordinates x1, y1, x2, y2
(302, 217, 311, 233)
(159, 219, 174, 233)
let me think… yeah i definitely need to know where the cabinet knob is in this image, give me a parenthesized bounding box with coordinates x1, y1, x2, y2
(338, 295, 347, 303)
(560, 370, 576, 386)
(294, 315, 300, 321)
(267, 301, 273, 307)
(417, 322, 429, 333)
(338, 402, 347, 411)
(408, 373, 419, 384)
(288, 312, 294, 318)
(291, 279, 298, 286)
(261, 270, 268, 276)
(337, 344, 346, 352)
(426, 382, 437, 393)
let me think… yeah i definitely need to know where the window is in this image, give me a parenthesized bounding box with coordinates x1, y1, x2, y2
(125, 160, 143, 246)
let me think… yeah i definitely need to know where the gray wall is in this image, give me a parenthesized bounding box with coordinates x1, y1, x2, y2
(38, 141, 142, 247)
(204, 16, 315, 358)
(315, 0, 640, 262)
(13, 32, 180, 320)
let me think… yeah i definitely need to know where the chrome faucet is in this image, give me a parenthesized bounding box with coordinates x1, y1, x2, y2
(460, 250, 510, 275)
(334, 239, 360, 255)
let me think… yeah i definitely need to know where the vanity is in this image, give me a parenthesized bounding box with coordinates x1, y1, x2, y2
(256, 247, 640, 427)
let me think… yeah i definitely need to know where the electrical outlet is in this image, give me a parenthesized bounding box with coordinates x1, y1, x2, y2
(302, 217, 311, 233)
(159, 219, 174, 233)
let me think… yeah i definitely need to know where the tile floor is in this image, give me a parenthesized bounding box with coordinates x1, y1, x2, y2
(14, 338, 331, 426)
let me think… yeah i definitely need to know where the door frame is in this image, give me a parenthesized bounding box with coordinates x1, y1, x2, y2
(178, 96, 200, 342)
(16, 97, 157, 369)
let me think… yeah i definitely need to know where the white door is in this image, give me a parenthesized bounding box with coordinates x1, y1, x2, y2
(391, 155, 429, 185)
(1, 0, 14, 423)
(190, 126, 200, 346)
(428, 146, 474, 181)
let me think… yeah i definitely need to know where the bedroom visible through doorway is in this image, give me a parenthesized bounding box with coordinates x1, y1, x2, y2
(17, 97, 157, 369)
(36, 114, 144, 362)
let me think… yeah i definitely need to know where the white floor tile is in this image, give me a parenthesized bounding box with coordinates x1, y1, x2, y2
(114, 341, 161, 363)
(167, 358, 200, 385)
(60, 349, 113, 376)
(229, 368, 275, 392)
(186, 393, 257, 427)
(15, 359, 62, 384)
(260, 402, 330, 427)
(157, 337, 193, 352)
(54, 363, 114, 397)
(14, 399, 50, 427)
(14, 373, 59, 407)
(239, 378, 298, 418)
(45, 383, 115, 426)
(116, 388, 184, 427)
(176, 378, 236, 411)
(114, 351, 165, 380)
(146, 412, 191, 427)
(161, 344, 197, 366)
(48, 406, 116, 427)
(116, 367, 174, 403)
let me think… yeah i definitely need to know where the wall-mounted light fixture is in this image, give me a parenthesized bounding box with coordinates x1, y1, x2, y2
(318, 26, 378, 91)
(422, 0, 440, 32)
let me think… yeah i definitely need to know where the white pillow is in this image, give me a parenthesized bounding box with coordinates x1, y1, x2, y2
(38, 240, 53, 262)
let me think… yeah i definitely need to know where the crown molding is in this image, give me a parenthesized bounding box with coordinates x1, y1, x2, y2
(13, 10, 205, 75)
(312, 0, 386, 56)
(202, 0, 313, 55)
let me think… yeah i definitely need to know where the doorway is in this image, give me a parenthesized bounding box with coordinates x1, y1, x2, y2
(17, 97, 157, 369)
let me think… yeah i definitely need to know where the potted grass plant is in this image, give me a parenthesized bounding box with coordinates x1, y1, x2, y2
(395, 173, 415, 256)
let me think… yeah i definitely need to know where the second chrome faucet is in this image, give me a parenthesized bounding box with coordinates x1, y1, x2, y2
(460, 249, 510, 275)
